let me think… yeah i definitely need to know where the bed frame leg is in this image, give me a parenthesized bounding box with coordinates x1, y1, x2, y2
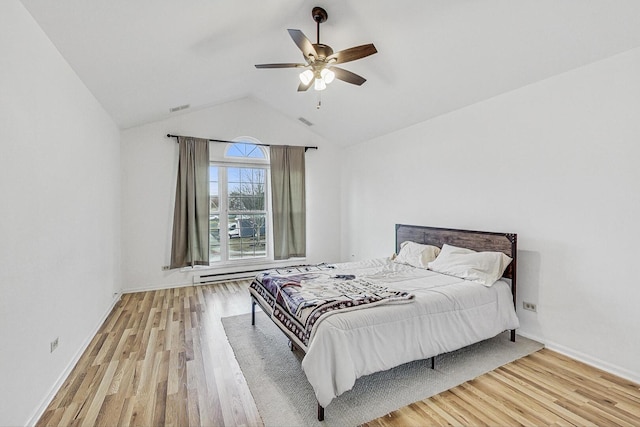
(510, 329, 516, 342)
(317, 402, 324, 421)
(251, 299, 256, 325)
(431, 356, 435, 369)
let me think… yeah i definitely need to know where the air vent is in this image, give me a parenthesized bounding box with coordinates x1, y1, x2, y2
(298, 117, 313, 126)
(169, 104, 190, 113)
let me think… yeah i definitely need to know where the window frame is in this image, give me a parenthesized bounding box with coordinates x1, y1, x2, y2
(208, 138, 272, 266)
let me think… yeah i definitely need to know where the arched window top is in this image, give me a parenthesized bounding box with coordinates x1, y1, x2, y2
(225, 139, 267, 160)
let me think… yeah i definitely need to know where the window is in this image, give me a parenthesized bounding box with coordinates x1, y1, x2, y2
(209, 140, 269, 264)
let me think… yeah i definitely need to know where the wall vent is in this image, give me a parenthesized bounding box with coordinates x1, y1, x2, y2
(169, 104, 190, 113)
(298, 117, 313, 126)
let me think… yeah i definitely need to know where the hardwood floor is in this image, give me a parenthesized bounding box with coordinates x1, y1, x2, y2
(37, 280, 640, 427)
(36, 280, 262, 427)
(364, 349, 640, 427)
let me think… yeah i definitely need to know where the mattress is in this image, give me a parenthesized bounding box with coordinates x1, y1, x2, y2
(251, 257, 520, 408)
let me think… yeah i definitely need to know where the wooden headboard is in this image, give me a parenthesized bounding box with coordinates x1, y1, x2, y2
(395, 224, 518, 306)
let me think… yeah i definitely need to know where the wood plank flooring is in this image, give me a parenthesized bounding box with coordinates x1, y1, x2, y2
(36, 280, 640, 427)
(364, 348, 640, 427)
(36, 280, 262, 427)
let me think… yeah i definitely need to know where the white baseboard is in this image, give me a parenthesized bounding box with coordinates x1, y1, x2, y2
(26, 292, 123, 426)
(121, 280, 193, 294)
(120, 274, 256, 294)
(516, 331, 640, 385)
(119, 277, 259, 295)
(121, 261, 306, 294)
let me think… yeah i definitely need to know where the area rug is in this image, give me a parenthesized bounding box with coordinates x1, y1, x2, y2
(222, 312, 543, 427)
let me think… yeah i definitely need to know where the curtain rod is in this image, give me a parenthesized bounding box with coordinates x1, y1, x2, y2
(166, 134, 318, 152)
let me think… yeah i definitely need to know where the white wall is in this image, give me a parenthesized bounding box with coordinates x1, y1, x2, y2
(0, 2, 121, 426)
(342, 47, 640, 382)
(120, 97, 341, 291)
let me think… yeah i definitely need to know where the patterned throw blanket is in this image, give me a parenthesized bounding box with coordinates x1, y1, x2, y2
(249, 265, 415, 350)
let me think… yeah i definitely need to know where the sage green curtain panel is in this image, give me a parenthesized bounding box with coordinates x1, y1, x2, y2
(170, 137, 210, 268)
(270, 145, 306, 260)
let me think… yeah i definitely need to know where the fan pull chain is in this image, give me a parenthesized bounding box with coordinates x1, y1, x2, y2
(317, 92, 322, 109)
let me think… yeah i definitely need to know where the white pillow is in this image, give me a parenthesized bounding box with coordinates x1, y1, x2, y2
(427, 244, 512, 286)
(394, 241, 441, 268)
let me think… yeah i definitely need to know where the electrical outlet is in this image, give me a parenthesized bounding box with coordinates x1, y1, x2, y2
(523, 301, 537, 312)
(50, 337, 59, 353)
(162, 265, 170, 271)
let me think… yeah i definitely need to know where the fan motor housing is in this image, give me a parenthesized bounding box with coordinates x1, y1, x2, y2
(311, 44, 333, 60)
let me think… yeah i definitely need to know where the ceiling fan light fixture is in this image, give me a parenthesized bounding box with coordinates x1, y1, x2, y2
(299, 69, 314, 85)
(255, 7, 377, 93)
(321, 68, 335, 84)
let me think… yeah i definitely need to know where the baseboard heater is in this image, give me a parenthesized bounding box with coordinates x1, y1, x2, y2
(192, 265, 299, 285)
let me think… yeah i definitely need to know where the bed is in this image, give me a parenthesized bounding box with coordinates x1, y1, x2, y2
(249, 224, 520, 421)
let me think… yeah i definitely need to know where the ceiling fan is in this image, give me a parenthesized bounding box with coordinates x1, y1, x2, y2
(255, 6, 378, 92)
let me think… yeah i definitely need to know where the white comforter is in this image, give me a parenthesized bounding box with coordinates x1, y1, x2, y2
(300, 257, 520, 407)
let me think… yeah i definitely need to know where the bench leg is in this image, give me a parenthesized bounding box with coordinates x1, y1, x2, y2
(510, 329, 516, 342)
(431, 356, 435, 370)
(317, 402, 324, 421)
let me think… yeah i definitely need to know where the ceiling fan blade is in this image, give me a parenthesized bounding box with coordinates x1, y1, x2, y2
(297, 80, 313, 92)
(255, 63, 306, 69)
(331, 66, 367, 86)
(288, 29, 318, 60)
(327, 43, 377, 64)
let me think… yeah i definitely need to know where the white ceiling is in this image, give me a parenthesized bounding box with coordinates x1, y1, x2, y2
(20, 0, 640, 146)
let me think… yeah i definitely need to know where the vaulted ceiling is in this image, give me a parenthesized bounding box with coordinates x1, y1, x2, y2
(20, 0, 640, 146)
